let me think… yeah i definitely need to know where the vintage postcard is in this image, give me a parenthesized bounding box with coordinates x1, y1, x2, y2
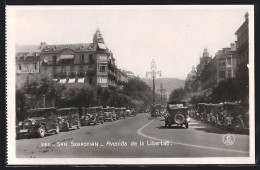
(6, 5, 255, 165)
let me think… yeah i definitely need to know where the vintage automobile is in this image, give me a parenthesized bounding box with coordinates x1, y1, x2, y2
(115, 108, 123, 120)
(150, 104, 162, 117)
(130, 108, 137, 116)
(103, 107, 116, 122)
(204, 104, 215, 123)
(57, 107, 80, 131)
(80, 107, 99, 126)
(94, 107, 105, 124)
(165, 102, 189, 128)
(215, 102, 248, 131)
(210, 104, 223, 126)
(196, 103, 206, 121)
(233, 108, 249, 133)
(120, 107, 127, 119)
(16, 107, 60, 139)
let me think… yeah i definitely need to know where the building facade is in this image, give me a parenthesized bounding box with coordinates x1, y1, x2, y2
(16, 28, 128, 88)
(200, 44, 237, 90)
(184, 66, 197, 91)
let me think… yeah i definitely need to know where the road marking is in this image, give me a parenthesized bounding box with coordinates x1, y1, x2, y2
(137, 120, 249, 154)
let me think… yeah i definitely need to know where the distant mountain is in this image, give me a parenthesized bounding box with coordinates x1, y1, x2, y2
(141, 78, 185, 99)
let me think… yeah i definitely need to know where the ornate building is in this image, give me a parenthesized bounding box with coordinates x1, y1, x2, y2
(16, 27, 128, 88)
(200, 44, 237, 90)
(184, 66, 197, 91)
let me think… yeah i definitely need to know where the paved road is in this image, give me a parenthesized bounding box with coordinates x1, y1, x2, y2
(16, 113, 249, 158)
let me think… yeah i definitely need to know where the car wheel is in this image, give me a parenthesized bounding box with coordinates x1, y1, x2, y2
(234, 119, 244, 133)
(37, 125, 46, 138)
(65, 122, 69, 131)
(55, 124, 59, 134)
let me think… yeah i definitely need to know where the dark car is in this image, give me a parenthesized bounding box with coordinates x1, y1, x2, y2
(103, 107, 116, 122)
(150, 104, 162, 117)
(196, 103, 206, 121)
(94, 107, 105, 124)
(115, 108, 122, 120)
(57, 107, 80, 131)
(80, 107, 99, 126)
(165, 102, 189, 128)
(204, 104, 215, 123)
(16, 107, 60, 139)
(210, 104, 223, 126)
(120, 107, 127, 119)
(215, 102, 248, 131)
(127, 108, 136, 117)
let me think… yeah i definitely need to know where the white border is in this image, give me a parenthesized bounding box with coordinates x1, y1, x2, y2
(6, 5, 255, 165)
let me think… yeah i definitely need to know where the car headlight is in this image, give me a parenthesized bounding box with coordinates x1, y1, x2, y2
(31, 120, 36, 125)
(187, 117, 191, 122)
(25, 122, 29, 126)
(18, 121, 23, 126)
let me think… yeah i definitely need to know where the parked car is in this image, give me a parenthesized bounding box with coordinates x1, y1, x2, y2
(115, 108, 122, 120)
(165, 102, 189, 128)
(57, 107, 80, 131)
(130, 108, 136, 116)
(16, 107, 60, 139)
(80, 107, 98, 126)
(233, 108, 249, 133)
(216, 102, 248, 131)
(103, 107, 116, 121)
(196, 103, 206, 121)
(94, 107, 104, 124)
(120, 107, 127, 119)
(210, 104, 223, 126)
(204, 104, 214, 123)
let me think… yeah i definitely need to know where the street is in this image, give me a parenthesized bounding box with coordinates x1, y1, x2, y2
(16, 113, 249, 158)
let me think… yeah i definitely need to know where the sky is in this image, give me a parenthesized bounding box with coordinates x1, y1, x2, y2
(12, 6, 251, 79)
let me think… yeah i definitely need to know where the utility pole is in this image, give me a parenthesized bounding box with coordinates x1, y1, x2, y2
(146, 59, 161, 106)
(157, 83, 166, 106)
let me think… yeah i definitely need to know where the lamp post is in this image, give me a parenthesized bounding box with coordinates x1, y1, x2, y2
(157, 83, 166, 106)
(146, 59, 161, 106)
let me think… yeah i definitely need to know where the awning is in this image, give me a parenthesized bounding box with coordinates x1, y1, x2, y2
(59, 79, 67, 84)
(68, 78, 76, 84)
(78, 78, 85, 83)
(98, 43, 107, 50)
(58, 55, 74, 61)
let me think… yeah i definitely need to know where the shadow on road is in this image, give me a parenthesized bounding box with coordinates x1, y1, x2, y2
(156, 126, 187, 129)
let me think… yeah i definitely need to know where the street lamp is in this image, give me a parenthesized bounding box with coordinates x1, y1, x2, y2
(146, 59, 161, 106)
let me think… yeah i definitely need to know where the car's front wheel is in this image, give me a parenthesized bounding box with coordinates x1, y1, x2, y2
(37, 125, 46, 138)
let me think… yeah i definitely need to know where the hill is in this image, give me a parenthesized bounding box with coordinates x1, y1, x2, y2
(141, 78, 185, 99)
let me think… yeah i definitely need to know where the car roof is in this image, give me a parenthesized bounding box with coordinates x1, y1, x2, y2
(57, 107, 77, 111)
(28, 107, 56, 111)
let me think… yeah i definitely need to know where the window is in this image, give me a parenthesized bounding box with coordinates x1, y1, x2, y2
(89, 54, 93, 63)
(227, 58, 231, 65)
(53, 56, 57, 65)
(79, 54, 84, 64)
(79, 66, 83, 72)
(218, 59, 226, 67)
(97, 63, 107, 73)
(219, 71, 225, 79)
(227, 70, 232, 78)
(19, 64, 22, 70)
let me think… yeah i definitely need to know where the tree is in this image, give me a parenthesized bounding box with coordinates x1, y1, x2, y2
(169, 88, 186, 102)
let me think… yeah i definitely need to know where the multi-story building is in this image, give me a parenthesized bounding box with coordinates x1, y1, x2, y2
(16, 44, 42, 74)
(122, 70, 135, 79)
(234, 12, 249, 103)
(200, 44, 237, 90)
(16, 28, 124, 88)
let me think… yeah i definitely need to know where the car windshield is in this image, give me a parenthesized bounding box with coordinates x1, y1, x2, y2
(28, 110, 44, 117)
(86, 108, 96, 113)
(168, 104, 183, 109)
